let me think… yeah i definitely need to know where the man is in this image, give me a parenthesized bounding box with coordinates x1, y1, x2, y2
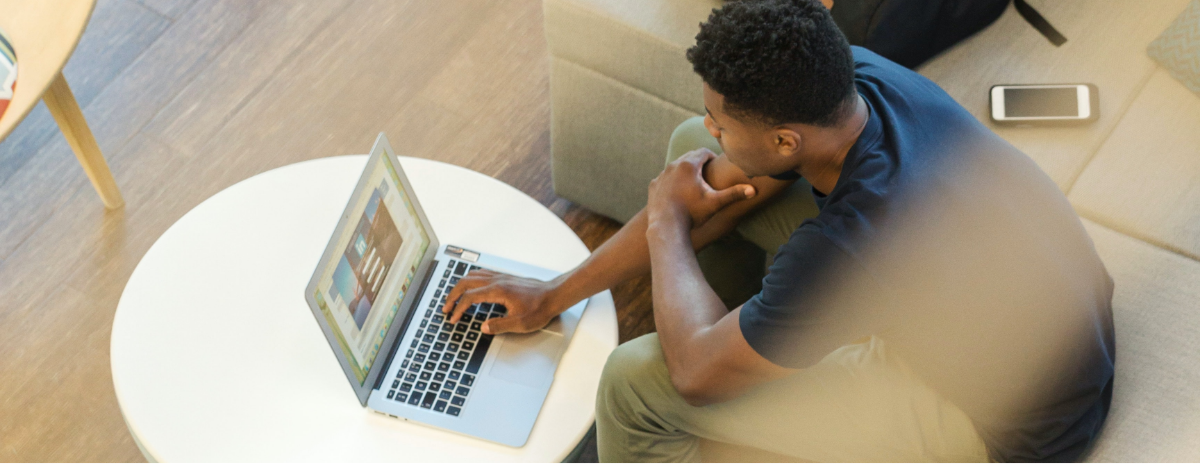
(444, 0, 1114, 461)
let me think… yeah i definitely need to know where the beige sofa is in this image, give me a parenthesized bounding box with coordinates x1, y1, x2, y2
(544, 0, 1200, 460)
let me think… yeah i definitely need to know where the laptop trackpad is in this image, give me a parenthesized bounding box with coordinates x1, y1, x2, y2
(488, 330, 564, 389)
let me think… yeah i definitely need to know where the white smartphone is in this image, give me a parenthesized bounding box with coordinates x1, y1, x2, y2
(989, 84, 1099, 125)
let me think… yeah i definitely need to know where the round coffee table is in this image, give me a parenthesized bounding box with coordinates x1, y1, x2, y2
(111, 156, 618, 462)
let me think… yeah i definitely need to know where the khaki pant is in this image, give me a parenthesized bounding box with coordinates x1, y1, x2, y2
(592, 117, 989, 462)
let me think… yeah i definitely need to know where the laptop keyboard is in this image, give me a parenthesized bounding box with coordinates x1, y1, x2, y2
(385, 259, 504, 417)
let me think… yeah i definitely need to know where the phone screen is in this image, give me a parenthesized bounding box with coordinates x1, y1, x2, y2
(1004, 87, 1079, 117)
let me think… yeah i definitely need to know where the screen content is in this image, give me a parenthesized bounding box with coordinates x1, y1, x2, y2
(1004, 87, 1079, 117)
(313, 153, 429, 384)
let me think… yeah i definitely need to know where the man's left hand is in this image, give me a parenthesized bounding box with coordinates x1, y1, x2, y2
(647, 148, 756, 230)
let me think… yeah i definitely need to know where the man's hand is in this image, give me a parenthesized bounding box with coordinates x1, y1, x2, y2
(647, 148, 756, 230)
(442, 270, 560, 335)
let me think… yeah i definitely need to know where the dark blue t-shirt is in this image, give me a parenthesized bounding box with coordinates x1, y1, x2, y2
(740, 47, 1115, 462)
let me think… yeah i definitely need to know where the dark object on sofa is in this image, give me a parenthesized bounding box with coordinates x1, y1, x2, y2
(827, 0, 1062, 68)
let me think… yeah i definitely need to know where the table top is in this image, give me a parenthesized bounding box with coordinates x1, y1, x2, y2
(0, 0, 95, 140)
(110, 156, 619, 462)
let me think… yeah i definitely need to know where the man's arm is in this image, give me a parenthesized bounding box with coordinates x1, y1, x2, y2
(444, 149, 794, 332)
(645, 150, 798, 406)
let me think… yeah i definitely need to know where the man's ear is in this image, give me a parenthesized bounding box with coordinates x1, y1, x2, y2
(774, 128, 802, 158)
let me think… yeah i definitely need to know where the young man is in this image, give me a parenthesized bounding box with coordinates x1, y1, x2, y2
(444, 0, 1114, 461)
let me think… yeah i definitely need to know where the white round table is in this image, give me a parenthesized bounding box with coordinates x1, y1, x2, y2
(111, 156, 618, 462)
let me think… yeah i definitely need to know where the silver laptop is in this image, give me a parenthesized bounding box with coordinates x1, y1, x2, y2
(304, 133, 587, 446)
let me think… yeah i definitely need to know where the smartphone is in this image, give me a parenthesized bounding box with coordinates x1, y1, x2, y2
(989, 84, 1099, 125)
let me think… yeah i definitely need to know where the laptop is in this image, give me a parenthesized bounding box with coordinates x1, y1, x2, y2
(304, 133, 588, 446)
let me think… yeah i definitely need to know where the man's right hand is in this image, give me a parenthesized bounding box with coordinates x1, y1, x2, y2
(442, 269, 563, 335)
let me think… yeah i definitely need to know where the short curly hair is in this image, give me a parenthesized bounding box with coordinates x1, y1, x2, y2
(686, 0, 856, 127)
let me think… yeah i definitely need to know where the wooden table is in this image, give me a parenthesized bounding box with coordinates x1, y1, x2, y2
(111, 156, 618, 461)
(0, 0, 123, 209)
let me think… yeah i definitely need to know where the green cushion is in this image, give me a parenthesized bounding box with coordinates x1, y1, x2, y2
(1148, 0, 1200, 96)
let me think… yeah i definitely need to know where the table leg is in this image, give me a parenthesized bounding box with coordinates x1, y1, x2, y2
(43, 71, 125, 209)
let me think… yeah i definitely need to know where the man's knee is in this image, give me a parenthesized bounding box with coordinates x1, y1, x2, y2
(667, 116, 721, 165)
(596, 334, 671, 417)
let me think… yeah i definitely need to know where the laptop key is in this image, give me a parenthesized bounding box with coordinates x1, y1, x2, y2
(448, 371, 461, 381)
(471, 322, 482, 331)
(423, 334, 435, 343)
(400, 382, 412, 392)
(400, 360, 409, 370)
(434, 342, 445, 351)
(452, 333, 464, 343)
(411, 339, 419, 348)
(466, 336, 493, 374)
(461, 313, 472, 323)
(442, 322, 455, 332)
(419, 319, 427, 329)
(422, 392, 436, 409)
(433, 372, 445, 382)
(419, 372, 431, 381)
(462, 374, 475, 387)
(455, 262, 468, 276)
(405, 373, 417, 382)
(453, 361, 465, 370)
(447, 406, 461, 417)
(433, 289, 441, 298)
(456, 351, 469, 361)
(408, 394, 421, 406)
(448, 343, 459, 352)
(418, 344, 429, 354)
(434, 400, 447, 413)
(444, 380, 457, 390)
(450, 276, 460, 285)
(437, 333, 450, 342)
(425, 361, 436, 370)
(450, 396, 465, 406)
(429, 352, 440, 362)
(439, 390, 452, 400)
(396, 392, 408, 403)
(408, 364, 420, 373)
(387, 390, 395, 399)
(456, 386, 471, 396)
(438, 362, 450, 372)
(414, 353, 425, 363)
(432, 314, 444, 324)
(416, 381, 428, 390)
(392, 380, 400, 389)
(438, 279, 446, 288)
(430, 382, 441, 391)
(466, 332, 478, 341)
(456, 323, 468, 333)
(463, 341, 474, 350)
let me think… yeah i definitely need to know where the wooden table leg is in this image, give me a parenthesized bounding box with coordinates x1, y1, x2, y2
(43, 71, 124, 209)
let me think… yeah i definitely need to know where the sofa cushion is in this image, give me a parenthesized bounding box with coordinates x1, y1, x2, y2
(1069, 69, 1200, 261)
(543, 0, 718, 114)
(919, 0, 1190, 191)
(1148, 0, 1200, 96)
(1080, 219, 1200, 462)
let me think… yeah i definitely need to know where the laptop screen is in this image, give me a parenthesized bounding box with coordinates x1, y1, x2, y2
(311, 152, 430, 385)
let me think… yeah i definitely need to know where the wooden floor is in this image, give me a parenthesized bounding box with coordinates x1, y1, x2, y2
(0, 0, 654, 460)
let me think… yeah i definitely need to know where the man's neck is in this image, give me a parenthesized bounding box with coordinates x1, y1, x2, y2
(799, 94, 869, 195)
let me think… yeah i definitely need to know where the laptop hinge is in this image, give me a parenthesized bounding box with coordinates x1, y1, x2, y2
(373, 259, 440, 391)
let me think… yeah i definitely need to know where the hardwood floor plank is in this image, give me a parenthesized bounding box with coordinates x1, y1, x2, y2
(0, 284, 142, 462)
(0, 0, 169, 189)
(133, 0, 197, 20)
(142, 0, 352, 155)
